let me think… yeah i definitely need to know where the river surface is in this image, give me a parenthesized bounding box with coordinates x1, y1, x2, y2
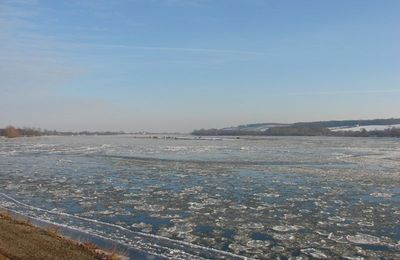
(0, 135, 399, 259)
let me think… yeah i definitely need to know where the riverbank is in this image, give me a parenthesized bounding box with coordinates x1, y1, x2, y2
(0, 210, 122, 260)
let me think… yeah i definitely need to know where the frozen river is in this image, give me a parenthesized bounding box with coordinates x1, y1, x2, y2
(0, 135, 399, 259)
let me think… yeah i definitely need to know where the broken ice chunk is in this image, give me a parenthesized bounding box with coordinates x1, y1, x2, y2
(370, 192, 392, 198)
(273, 233, 295, 241)
(272, 225, 301, 232)
(246, 239, 271, 248)
(300, 248, 328, 259)
(346, 234, 380, 245)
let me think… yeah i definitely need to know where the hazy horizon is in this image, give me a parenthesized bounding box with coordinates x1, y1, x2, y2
(3, 116, 400, 134)
(1, 0, 399, 132)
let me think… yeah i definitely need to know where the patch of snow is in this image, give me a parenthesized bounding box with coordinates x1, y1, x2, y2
(330, 124, 400, 132)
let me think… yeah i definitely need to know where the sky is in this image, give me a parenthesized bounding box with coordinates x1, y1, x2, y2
(0, 0, 399, 132)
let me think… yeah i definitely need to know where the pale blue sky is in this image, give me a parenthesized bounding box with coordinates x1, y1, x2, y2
(1, 0, 399, 132)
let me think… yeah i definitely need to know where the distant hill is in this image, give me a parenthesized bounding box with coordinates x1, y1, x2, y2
(192, 118, 400, 137)
(293, 118, 400, 128)
(221, 123, 290, 132)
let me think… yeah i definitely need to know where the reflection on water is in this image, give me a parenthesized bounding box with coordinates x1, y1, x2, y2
(0, 136, 399, 259)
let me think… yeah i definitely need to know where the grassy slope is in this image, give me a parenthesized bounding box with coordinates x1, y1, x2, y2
(0, 211, 119, 260)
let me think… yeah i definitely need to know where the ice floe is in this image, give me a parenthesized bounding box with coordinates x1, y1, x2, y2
(346, 234, 380, 245)
(272, 225, 301, 232)
(300, 248, 328, 259)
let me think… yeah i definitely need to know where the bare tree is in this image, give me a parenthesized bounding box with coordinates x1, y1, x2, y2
(4, 126, 22, 138)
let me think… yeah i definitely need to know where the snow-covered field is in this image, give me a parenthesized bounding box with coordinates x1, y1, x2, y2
(330, 124, 400, 132)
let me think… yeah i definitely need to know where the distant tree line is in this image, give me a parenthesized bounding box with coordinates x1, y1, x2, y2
(192, 126, 400, 138)
(191, 128, 262, 136)
(332, 128, 400, 138)
(193, 118, 400, 138)
(0, 126, 126, 138)
(0, 126, 42, 138)
(192, 126, 330, 136)
(292, 118, 400, 128)
(229, 118, 400, 130)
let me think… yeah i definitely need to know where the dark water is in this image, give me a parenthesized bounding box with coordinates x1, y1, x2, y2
(0, 135, 399, 259)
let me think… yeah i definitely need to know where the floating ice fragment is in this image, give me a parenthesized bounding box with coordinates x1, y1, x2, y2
(50, 208, 64, 213)
(146, 204, 165, 212)
(300, 248, 328, 259)
(246, 222, 264, 229)
(131, 222, 152, 232)
(98, 210, 113, 215)
(287, 197, 307, 202)
(273, 233, 295, 240)
(370, 192, 392, 198)
(228, 243, 247, 253)
(246, 239, 271, 248)
(357, 221, 374, 227)
(183, 186, 203, 193)
(354, 246, 367, 255)
(256, 205, 268, 211)
(271, 246, 285, 252)
(343, 256, 365, 260)
(272, 225, 300, 232)
(284, 214, 298, 219)
(333, 199, 344, 205)
(346, 234, 380, 245)
(188, 202, 204, 210)
(229, 204, 247, 210)
(202, 198, 221, 205)
(315, 230, 330, 236)
(264, 192, 280, 197)
(327, 233, 347, 243)
(328, 216, 345, 222)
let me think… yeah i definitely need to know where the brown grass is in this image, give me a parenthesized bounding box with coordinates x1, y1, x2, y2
(0, 210, 123, 260)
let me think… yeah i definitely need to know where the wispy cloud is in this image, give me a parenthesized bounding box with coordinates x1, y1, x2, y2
(0, 5, 77, 94)
(72, 0, 209, 9)
(157, 0, 209, 7)
(71, 42, 266, 56)
(282, 89, 400, 96)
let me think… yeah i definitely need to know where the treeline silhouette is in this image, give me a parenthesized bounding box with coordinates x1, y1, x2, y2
(0, 126, 126, 138)
(192, 127, 400, 137)
(192, 126, 330, 136)
(332, 128, 400, 137)
(192, 118, 400, 138)
(292, 118, 400, 128)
